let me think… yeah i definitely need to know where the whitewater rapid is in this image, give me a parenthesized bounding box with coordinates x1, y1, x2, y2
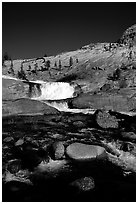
(2, 75, 136, 116)
(2, 75, 77, 100)
(32, 82, 75, 100)
(3, 75, 94, 114)
(45, 101, 96, 114)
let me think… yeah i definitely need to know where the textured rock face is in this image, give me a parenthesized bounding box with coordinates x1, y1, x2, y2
(118, 24, 136, 46)
(70, 177, 95, 192)
(66, 143, 107, 161)
(96, 110, 119, 129)
(53, 141, 65, 160)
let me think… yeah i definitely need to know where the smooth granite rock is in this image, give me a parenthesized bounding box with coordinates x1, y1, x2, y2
(66, 142, 107, 161)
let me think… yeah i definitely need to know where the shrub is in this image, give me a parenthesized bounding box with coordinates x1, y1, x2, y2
(3, 52, 10, 61)
(108, 68, 121, 81)
(76, 58, 79, 63)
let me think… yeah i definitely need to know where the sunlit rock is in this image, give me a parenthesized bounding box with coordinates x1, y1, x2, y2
(66, 143, 107, 161)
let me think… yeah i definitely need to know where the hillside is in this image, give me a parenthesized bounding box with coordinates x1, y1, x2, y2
(2, 25, 136, 113)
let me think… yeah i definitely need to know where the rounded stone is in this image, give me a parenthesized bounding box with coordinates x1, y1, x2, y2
(121, 132, 136, 141)
(73, 121, 86, 128)
(66, 142, 107, 161)
(96, 110, 119, 129)
(53, 141, 65, 160)
(15, 139, 24, 146)
(70, 176, 95, 192)
(7, 159, 22, 174)
(3, 136, 14, 143)
(50, 133, 63, 140)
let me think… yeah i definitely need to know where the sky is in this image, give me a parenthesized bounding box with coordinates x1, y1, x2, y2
(2, 2, 136, 59)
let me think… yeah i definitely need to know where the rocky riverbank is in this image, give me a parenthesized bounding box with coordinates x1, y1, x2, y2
(2, 108, 136, 201)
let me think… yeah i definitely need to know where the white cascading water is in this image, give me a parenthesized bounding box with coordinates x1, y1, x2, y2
(2, 75, 76, 100)
(2, 75, 135, 116)
(32, 82, 75, 100)
(45, 101, 96, 114)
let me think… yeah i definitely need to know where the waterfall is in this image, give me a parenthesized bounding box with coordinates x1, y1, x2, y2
(32, 82, 76, 100)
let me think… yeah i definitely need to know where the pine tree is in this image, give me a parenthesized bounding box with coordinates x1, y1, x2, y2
(59, 59, 62, 70)
(69, 57, 73, 67)
(2, 58, 5, 66)
(21, 62, 23, 72)
(3, 52, 10, 61)
(34, 63, 38, 74)
(18, 62, 27, 80)
(46, 60, 51, 70)
(10, 59, 14, 75)
(28, 65, 31, 71)
(54, 61, 57, 68)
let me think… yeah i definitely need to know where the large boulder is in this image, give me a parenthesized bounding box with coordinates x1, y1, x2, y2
(66, 142, 107, 161)
(2, 98, 59, 116)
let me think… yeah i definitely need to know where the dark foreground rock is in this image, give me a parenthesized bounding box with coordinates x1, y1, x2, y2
(2, 111, 136, 201)
(69, 176, 95, 193)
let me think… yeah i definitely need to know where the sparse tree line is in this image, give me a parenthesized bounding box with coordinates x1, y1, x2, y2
(2, 52, 79, 80)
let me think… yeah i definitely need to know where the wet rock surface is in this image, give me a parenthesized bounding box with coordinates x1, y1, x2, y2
(66, 143, 107, 161)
